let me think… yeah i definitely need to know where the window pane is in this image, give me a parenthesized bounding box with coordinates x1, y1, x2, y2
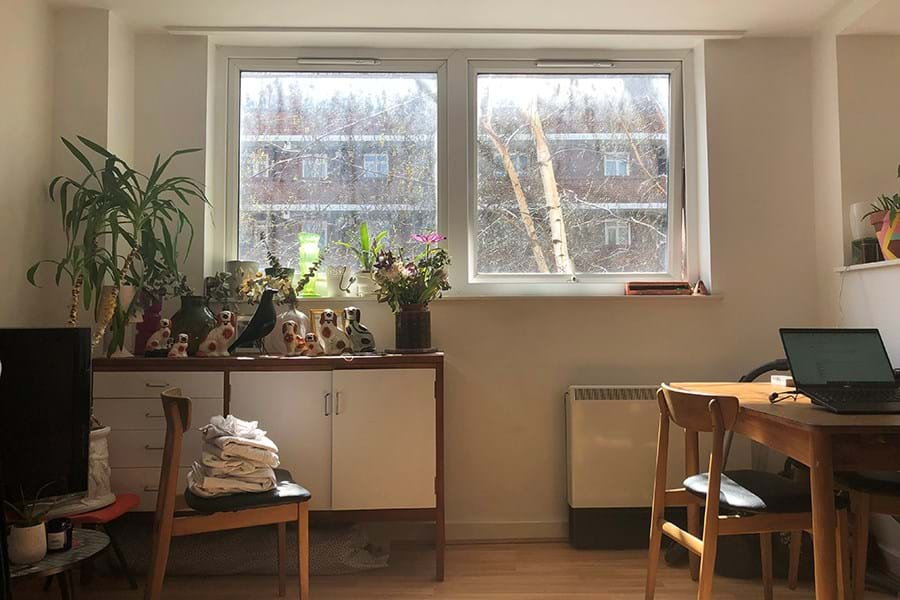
(239, 71, 438, 268)
(476, 73, 670, 275)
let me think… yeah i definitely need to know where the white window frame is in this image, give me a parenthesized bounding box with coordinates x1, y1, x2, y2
(220, 49, 694, 297)
(301, 155, 330, 180)
(459, 56, 686, 294)
(603, 220, 632, 247)
(603, 151, 630, 177)
(223, 53, 448, 273)
(363, 152, 389, 178)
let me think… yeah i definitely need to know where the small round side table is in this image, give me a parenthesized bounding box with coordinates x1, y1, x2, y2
(9, 528, 109, 599)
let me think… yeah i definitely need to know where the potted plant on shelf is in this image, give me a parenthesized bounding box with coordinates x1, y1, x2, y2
(5, 484, 57, 565)
(373, 233, 451, 353)
(862, 167, 900, 260)
(27, 136, 209, 356)
(335, 222, 388, 297)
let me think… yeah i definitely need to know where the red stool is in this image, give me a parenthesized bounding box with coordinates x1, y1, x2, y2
(70, 494, 140, 589)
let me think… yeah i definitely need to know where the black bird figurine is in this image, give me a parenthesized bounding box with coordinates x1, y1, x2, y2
(228, 288, 278, 354)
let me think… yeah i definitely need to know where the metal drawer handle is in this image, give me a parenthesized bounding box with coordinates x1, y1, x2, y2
(324, 392, 331, 416)
(144, 444, 165, 450)
(143, 486, 159, 492)
(145, 382, 170, 389)
(144, 412, 165, 419)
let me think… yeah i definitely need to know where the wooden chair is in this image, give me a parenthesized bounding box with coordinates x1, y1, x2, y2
(829, 472, 900, 600)
(145, 388, 310, 600)
(646, 384, 850, 600)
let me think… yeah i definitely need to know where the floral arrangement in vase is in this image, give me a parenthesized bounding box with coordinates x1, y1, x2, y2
(373, 233, 450, 352)
(862, 169, 900, 260)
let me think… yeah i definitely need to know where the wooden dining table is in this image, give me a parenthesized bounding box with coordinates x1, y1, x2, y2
(671, 381, 900, 600)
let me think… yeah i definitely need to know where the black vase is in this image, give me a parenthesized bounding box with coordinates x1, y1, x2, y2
(170, 295, 216, 356)
(393, 304, 436, 353)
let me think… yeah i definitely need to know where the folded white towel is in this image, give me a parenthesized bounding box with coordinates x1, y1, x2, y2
(188, 462, 277, 498)
(205, 414, 268, 440)
(202, 441, 280, 469)
(201, 451, 275, 477)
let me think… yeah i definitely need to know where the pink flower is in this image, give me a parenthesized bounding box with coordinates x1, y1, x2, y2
(412, 232, 446, 244)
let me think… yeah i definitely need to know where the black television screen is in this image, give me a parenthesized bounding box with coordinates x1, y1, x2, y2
(0, 328, 91, 502)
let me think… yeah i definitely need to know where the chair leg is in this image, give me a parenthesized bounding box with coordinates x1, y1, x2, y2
(697, 504, 720, 600)
(277, 522, 287, 597)
(100, 524, 138, 591)
(760, 533, 773, 600)
(144, 514, 174, 600)
(837, 509, 851, 600)
(788, 531, 802, 590)
(686, 505, 701, 581)
(297, 503, 310, 600)
(645, 512, 664, 600)
(853, 492, 871, 600)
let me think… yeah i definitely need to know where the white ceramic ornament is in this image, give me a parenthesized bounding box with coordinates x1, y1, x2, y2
(343, 306, 375, 352)
(198, 311, 236, 357)
(168, 333, 189, 358)
(317, 309, 351, 355)
(145, 318, 172, 353)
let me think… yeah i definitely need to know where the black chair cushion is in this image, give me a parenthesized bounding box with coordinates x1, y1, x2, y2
(184, 468, 311, 514)
(837, 471, 900, 496)
(684, 469, 847, 514)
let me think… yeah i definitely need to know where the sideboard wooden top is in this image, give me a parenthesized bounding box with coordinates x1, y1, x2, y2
(93, 352, 444, 372)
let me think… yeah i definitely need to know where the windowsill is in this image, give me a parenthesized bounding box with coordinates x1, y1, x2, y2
(834, 259, 900, 273)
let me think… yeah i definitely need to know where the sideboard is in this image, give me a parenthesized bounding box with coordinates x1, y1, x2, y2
(92, 353, 445, 580)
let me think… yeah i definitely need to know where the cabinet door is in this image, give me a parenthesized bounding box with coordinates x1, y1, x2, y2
(332, 368, 436, 510)
(229, 371, 333, 510)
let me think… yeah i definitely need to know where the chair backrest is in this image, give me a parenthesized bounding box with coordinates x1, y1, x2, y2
(659, 383, 740, 434)
(153, 388, 192, 522)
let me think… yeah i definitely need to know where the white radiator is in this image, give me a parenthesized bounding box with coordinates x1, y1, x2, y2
(566, 385, 751, 509)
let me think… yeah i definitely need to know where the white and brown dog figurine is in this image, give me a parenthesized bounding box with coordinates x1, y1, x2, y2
(144, 318, 171, 353)
(168, 333, 189, 358)
(300, 332, 323, 357)
(317, 309, 351, 355)
(197, 311, 236, 357)
(343, 306, 375, 353)
(282, 321, 304, 356)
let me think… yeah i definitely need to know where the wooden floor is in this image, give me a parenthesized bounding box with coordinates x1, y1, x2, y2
(11, 541, 895, 599)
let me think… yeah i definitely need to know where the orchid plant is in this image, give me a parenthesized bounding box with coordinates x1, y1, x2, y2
(372, 233, 451, 311)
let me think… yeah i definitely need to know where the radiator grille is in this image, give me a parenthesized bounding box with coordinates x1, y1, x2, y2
(569, 386, 658, 401)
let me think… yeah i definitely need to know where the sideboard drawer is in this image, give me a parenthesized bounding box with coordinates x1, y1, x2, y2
(93, 371, 224, 399)
(111, 467, 190, 512)
(94, 397, 223, 431)
(108, 430, 204, 468)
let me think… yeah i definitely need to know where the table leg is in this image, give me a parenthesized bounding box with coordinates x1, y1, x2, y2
(57, 572, 72, 600)
(810, 430, 838, 600)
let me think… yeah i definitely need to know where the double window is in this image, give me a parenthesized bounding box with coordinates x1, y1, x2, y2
(228, 55, 685, 293)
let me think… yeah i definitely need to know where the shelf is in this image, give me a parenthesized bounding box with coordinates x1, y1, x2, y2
(834, 259, 900, 273)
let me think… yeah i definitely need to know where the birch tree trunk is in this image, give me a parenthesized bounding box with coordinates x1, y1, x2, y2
(482, 108, 550, 273)
(529, 98, 574, 274)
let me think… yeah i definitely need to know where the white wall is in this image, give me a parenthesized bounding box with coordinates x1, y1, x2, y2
(134, 34, 211, 290)
(0, 0, 55, 325)
(107, 11, 135, 163)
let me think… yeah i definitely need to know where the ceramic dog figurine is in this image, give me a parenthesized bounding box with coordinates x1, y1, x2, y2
(301, 332, 323, 357)
(168, 333, 189, 358)
(197, 311, 235, 357)
(144, 318, 171, 353)
(317, 309, 351, 355)
(282, 321, 303, 356)
(343, 306, 375, 352)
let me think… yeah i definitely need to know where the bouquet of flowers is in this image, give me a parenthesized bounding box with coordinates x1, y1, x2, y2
(372, 233, 451, 311)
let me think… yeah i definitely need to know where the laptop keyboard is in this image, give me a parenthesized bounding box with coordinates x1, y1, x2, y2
(812, 388, 900, 405)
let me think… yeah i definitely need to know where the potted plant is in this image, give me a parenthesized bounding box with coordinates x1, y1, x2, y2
(5, 484, 56, 565)
(27, 136, 209, 356)
(372, 233, 451, 353)
(335, 222, 388, 297)
(135, 271, 192, 354)
(862, 166, 900, 260)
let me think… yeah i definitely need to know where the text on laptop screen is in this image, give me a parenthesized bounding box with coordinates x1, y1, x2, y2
(781, 330, 895, 386)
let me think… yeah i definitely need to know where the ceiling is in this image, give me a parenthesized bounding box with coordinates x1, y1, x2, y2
(844, 0, 900, 34)
(48, 0, 853, 37)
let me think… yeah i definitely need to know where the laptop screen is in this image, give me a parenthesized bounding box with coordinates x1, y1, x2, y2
(780, 329, 895, 387)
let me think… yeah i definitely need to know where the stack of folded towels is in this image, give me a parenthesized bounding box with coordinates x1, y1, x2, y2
(187, 414, 280, 498)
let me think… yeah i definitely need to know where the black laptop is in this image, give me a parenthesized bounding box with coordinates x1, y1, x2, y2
(779, 328, 900, 414)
